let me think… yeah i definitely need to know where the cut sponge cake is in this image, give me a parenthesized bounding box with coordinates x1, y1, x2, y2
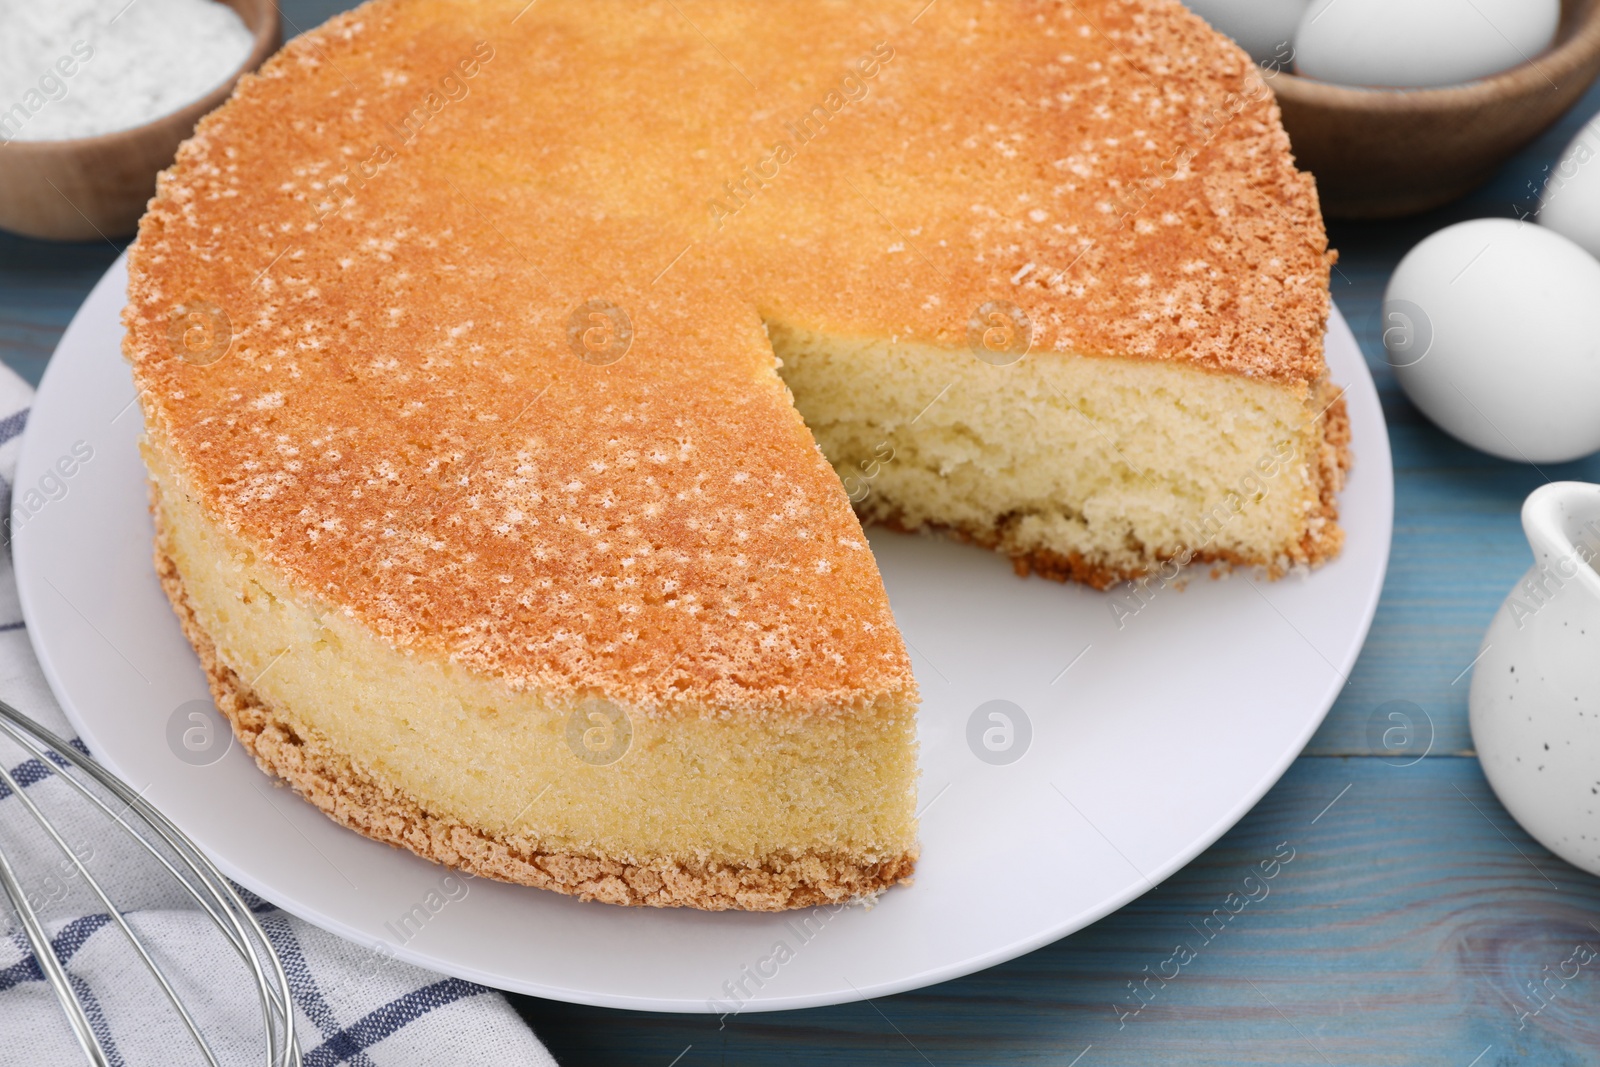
(124, 0, 1347, 910)
(772, 325, 1347, 589)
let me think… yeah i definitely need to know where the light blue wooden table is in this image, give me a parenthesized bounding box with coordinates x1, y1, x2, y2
(2, 6, 1598, 1063)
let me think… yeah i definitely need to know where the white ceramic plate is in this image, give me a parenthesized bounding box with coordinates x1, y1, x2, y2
(15, 254, 1391, 1013)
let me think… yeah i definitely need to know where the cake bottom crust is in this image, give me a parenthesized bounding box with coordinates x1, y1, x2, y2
(155, 550, 916, 912)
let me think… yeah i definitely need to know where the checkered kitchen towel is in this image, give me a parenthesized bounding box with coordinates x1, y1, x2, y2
(0, 362, 557, 1065)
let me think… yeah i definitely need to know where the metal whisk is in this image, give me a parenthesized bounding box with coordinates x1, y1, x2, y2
(0, 699, 298, 1066)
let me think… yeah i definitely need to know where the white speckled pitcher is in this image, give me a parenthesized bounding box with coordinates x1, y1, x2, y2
(1470, 481, 1600, 878)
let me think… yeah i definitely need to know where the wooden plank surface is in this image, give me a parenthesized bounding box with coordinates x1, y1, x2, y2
(2, 4, 1597, 1063)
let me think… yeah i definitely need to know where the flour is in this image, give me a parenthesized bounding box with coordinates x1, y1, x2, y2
(0, 0, 253, 143)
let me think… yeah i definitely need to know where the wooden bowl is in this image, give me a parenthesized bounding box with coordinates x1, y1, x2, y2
(1270, 0, 1600, 219)
(0, 0, 279, 242)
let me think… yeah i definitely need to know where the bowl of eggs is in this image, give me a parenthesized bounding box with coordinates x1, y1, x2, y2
(1187, 0, 1600, 218)
(0, 0, 280, 242)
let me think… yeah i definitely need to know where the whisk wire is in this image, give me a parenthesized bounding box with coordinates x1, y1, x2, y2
(0, 758, 223, 1067)
(0, 699, 299, 1066)
(0, 713, 298, 1067)
(0, 832, 111, 1066)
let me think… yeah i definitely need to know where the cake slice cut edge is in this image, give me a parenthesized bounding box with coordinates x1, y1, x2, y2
(771, 322, 1351, 591)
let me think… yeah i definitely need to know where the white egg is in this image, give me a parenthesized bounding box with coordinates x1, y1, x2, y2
(1181, 0, 1308, 65)
(1540, 113, 1600, 260)
(1294, 0, 1559, 89)
(1384, 218, 1600, 464)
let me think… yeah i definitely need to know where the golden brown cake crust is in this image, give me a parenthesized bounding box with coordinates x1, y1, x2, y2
(123, 0, 1332, 715)
(154, 541, 914, 911)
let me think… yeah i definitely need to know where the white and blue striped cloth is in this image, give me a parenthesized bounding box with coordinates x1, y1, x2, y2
(0, 363, 557, 1065)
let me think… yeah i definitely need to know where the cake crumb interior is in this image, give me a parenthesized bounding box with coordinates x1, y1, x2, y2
(770, 322, 1337, 588)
